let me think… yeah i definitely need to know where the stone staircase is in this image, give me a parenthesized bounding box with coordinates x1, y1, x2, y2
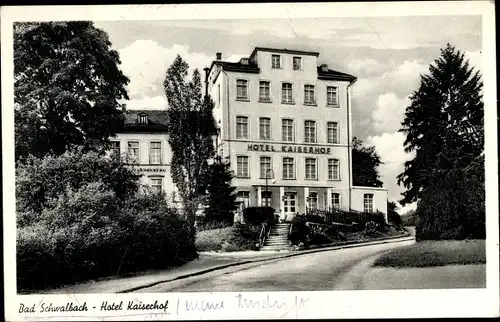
(260, 223, 293, 251)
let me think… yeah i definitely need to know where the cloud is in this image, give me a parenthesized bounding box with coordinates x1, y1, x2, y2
(366, 132, 414, 204)
(348, 58, 389, 77)
(118, 40, 215, 99)
(123, 96, 168, 110)
(465, 50, 482, 73)
(372, 93, 410, 133)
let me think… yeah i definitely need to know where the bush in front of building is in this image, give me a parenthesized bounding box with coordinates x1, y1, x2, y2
(16, 151, 196, 292)
(242, 206, 276, 226)
(195, 223, 261, 252)
(289, 215, 310, 246)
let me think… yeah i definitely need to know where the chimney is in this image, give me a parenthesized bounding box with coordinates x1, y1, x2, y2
(321, 64, 329, 72)
(121, 103, 127, 112)
(216, 52, 222, 60)
(203, 67, 210, 97)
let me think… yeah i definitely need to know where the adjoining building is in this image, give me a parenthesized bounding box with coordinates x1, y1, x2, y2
(112, 46, 388, 222)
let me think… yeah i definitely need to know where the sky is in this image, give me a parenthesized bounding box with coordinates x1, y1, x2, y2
(94, 16, 482, 214)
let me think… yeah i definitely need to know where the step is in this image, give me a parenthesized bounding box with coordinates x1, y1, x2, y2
(271, 229, 290, 233)
(264, 240, 291, 246)
(267, 235, 289, 240)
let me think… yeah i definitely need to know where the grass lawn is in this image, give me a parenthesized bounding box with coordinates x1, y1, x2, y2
(195, 224, 260, 252)
(373, 239, 486, 268)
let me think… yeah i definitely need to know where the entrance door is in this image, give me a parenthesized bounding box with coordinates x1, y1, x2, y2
(283, 192, 297, 222)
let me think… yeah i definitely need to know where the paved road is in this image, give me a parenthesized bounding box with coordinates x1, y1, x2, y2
(136, 239, 415, 292)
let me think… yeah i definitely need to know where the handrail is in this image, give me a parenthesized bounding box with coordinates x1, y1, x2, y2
(289, 223, 293, 237)
(258, 222, 266, 249)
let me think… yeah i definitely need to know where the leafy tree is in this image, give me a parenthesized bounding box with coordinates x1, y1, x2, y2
(163, 55, 217, 230)
(398, 43, 483, 205)
(352, 137, 384, 187)
(204, 157, 238, 226)
(14, 22, 129, 162)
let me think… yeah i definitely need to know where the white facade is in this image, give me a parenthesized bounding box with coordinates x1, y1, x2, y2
(205, 47, 388, 221)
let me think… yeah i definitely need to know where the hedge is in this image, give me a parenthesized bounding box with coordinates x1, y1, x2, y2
(16, 151, 197, 292)
(242, 206, 276, 226)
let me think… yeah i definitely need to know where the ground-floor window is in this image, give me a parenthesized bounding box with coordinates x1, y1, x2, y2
(364, 193, 374, 213)
(237, 191, 250, 208)
(261, 191, 272, 207)
(308, 192, 318, 209)
(150, 178, 163, 194)
(331, 193, 341, 211)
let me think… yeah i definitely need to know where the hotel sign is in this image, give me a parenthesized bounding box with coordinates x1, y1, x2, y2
(247, 144, 331, 155)
(138, 167, 167, 173)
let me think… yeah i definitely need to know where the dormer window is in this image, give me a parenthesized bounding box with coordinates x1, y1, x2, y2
(138, 113, 148, 124)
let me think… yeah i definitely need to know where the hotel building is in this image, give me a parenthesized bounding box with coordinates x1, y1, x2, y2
(112, 47, 388, 222)
(205, 47, 388, 221)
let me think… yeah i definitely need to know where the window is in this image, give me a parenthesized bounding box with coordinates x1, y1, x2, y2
(327, 86, 338, 106)
(260, 156, 272, 179)
(150, 178, 163, 194)
(259, 117, 271, 140)
(236, 79, 248, 100)
(331, 193, 341, 211)
(271, 54, 281, 68)
(282, 119, 294, 142)
(236, 116, 248, 139)
(327, 122, 339, 144)
(138, 114, 148, 124)
(261, 191, 272, 207)
(237, 156, 249, 178)
(259, 81, 271, 102)
(237, 191, 250, 208)
(283, 157, 295, 179)
(217, 84, 221, 106)
(364, 194, 374, 213)
(149, 141, 162, 164)
(293, 56, 302, 70)
(308, 192, 318, 209)
(328, 159, 340, 180)
(304, 85, 316, 105)
(281, 83, 294, 104)
(305, 158, 317, 180)
(304, 121, 316, 143)
(110, 141, 121, 156)
(127, 141, 139, 162)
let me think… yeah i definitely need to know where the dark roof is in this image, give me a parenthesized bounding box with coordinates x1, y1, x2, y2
(249, 47, 320, 60)
(209, 60, 260, 77)
(317, 67, 357, 82)
(122, 110, 168, 132)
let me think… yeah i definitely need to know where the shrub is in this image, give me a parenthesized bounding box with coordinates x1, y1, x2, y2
(16, 150, 140, 223)
(289, 215, 310, 246)
(242, 206, 275, 226)
(16, 152, 196, 291)
(416, 168, 485, 241)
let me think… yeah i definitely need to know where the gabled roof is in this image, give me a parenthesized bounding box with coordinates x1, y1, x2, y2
(122, 110, 168, 133)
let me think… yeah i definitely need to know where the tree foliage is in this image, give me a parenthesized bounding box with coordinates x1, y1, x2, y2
(387, 201, 402, 226)
(397, 43, 484, 240)
(163, 55, 217, 222)
(398, 43, 484, 205)
(14, 21, 129, 162)
(352, 137, 384, 187)
(204, 157, 238, 226)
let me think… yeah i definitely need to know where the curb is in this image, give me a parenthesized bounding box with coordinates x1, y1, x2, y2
(119, 234, 415, 293)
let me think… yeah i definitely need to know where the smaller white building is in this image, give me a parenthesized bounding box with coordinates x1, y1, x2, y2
(110, 108, 177, 200)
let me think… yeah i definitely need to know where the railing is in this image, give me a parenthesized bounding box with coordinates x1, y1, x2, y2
(304, 207, 382, 226)
(258, 222, 267, 249)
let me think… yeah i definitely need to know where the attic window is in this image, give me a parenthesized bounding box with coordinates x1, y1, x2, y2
(138, 114, 148, 124)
